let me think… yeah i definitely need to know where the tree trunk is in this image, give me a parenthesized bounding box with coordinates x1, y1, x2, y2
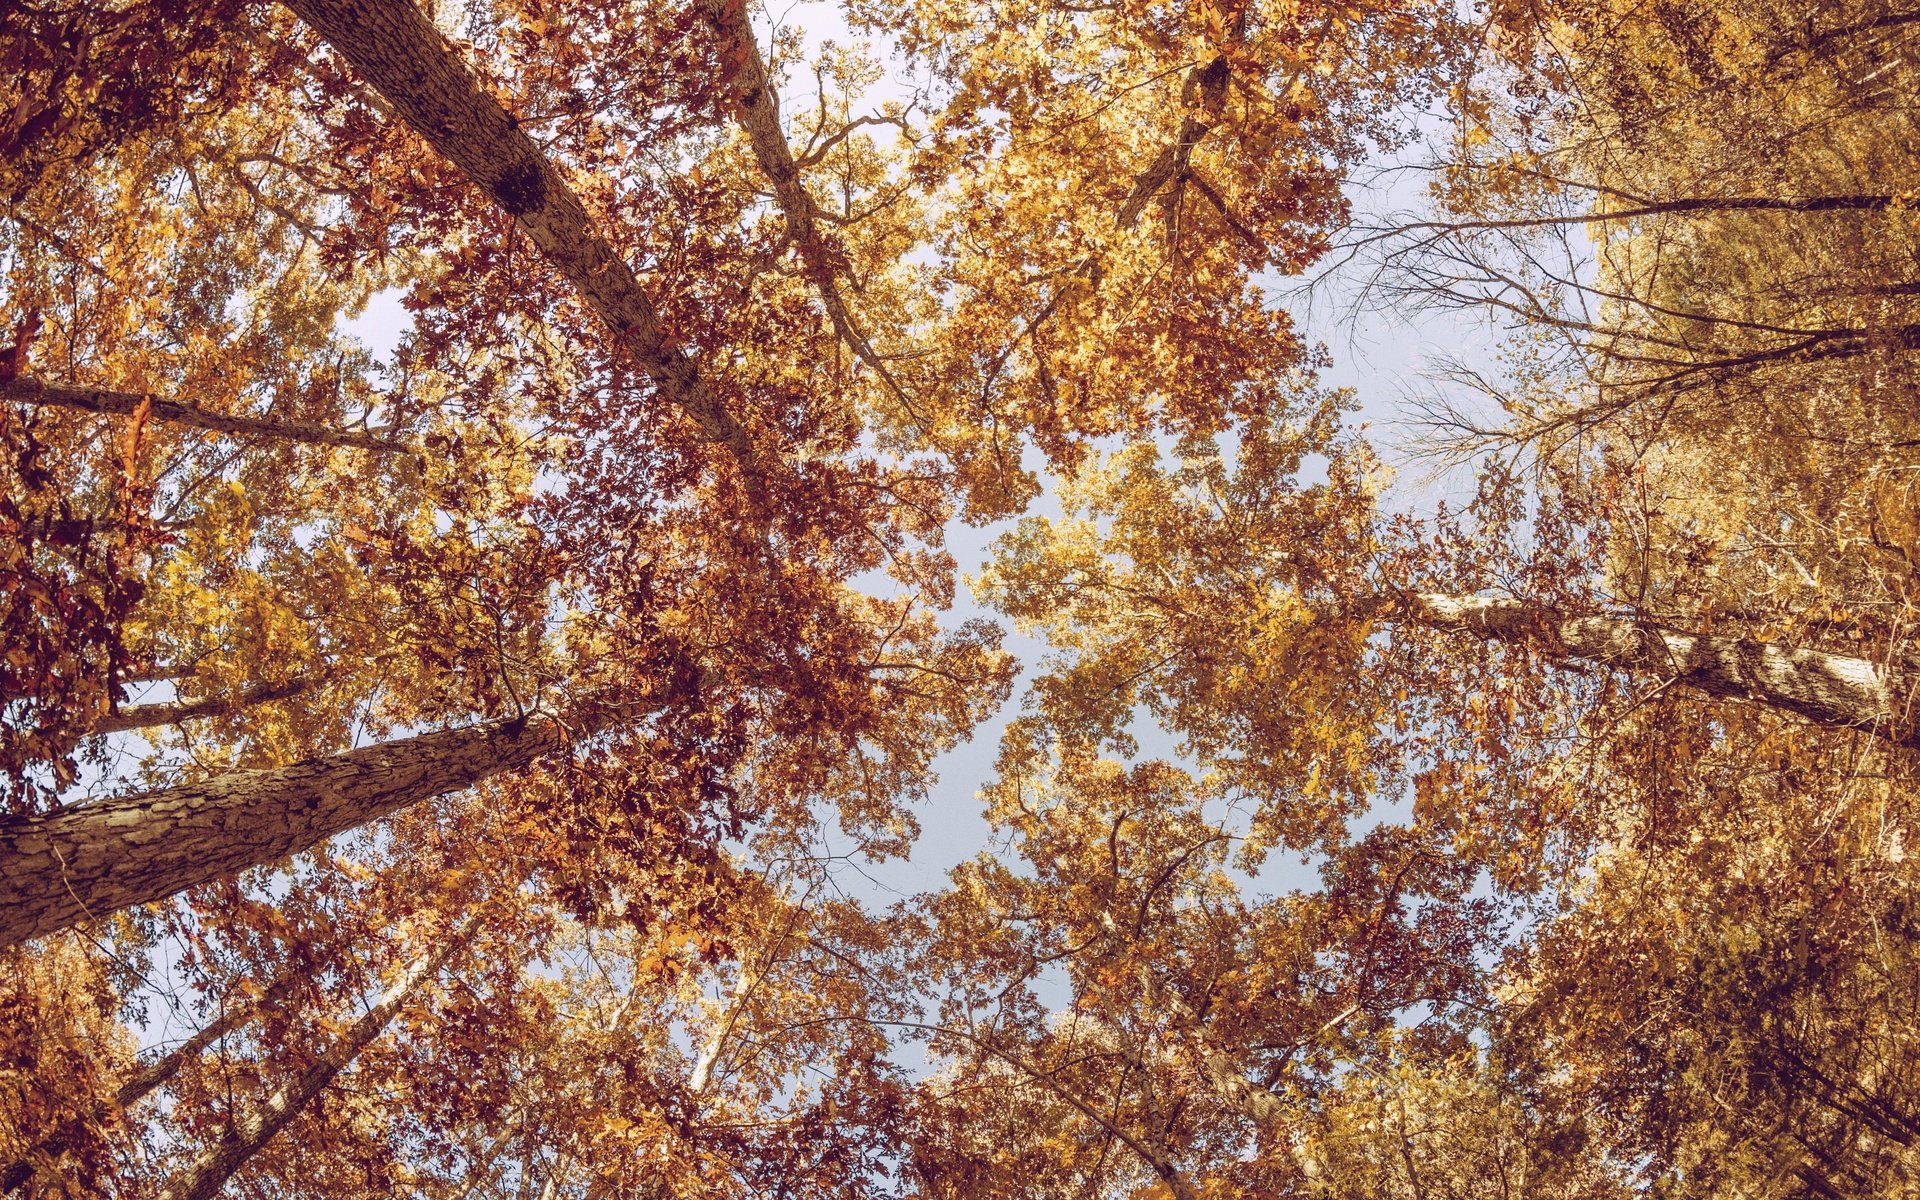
(687, 951, 761, 1096)
(96, 678, 315, 735)
(0, 711, 611, 949)
(1399, 592, 1915, 743)
(1, 377, 405, 453)
(698, 1, 910, 405)
(276, 0, 752, 463)
(0, 974, 299, 1195)
(153, 921, 477, 1200)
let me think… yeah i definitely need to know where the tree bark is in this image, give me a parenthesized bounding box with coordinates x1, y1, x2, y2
(1399, 592, 1915, 743)
(96, 678, 315, 735)
(2, 377, 405, 453)
(0, 974, 300, 1195)
(1117, 53, 1232, 230)
(153, 921, 476, 1200)
(0, 710, 615, 949)
(276, 0, 753, 463)
(122, 979, 299, 1108)
(699, 2, 913, 407)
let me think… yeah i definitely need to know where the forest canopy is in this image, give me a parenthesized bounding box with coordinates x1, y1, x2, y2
(5, 0, 1920, 1196)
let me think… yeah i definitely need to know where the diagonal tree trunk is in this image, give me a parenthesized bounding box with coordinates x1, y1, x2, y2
(1397, 592, 1916, 743)
(2, 378, 406, 453)
(0, 973, 300, 1195)
(116, 974, 303, 1110)
(153, 919, 478, 1200)
(275, 0, 753, 464)
(699, 1, 913, 409)
(0, 709, 623, 949)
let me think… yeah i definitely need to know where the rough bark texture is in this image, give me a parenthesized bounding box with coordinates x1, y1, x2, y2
(2, 377, 405, 453)
(1402, 592, 1915, 742)
(1116, 55, 1231, 229)
(0, 713, 600, 949)
(278, 0, 752, 462)
(96, 678, 315, 735)
(153, 924, 475, 1200)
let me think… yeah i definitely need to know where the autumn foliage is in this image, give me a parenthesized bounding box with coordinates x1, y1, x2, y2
(4, 0, 1920, 1196)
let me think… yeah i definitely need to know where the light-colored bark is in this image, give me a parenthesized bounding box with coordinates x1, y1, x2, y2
(118, 974, 303, 1110)
(1398, 591, 1914, 742)
(154, 921, 477, 1200)
(276, 0, 752, 464)
(687, 953, 762, 1096)
(0, 975, 299, 1194)
(0, 710, 620, 949)
(700, 2, 912, 406)
(95, 678, 315, 736)
(1, 377, 405, 453)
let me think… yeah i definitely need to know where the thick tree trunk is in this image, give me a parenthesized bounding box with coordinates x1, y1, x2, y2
(1400, 592, 1915, 743)
(96, 678, 315, 735)
(1, 377, 405, 453)
(154, 922, 476, 1200)
(0, 712, 608, 949)
(276, 0, 752, 463)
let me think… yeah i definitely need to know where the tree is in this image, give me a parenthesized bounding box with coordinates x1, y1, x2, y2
(1361, 0, 1920, 658)
(152, 915, 479, 1200)
(0, 968, 298, 1193)
(1323, 0, 1920, 1192)
(0, 710, 605, 948)
(9, 0, 1920, 1195)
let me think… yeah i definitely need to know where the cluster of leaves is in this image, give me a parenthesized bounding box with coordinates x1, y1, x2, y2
(0, 398, 151, 808)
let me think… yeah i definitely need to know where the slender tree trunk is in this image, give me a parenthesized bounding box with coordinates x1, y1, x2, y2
(0, 975, 299, 1195)
(699, 2, 910, 405)
(153, 921, 477, 1200)
(1387, 192, 1907, 237)
(1, 378, 405, 453)
(687, 951, 763, 1096)
(0, 710, 619, 949)
(275, 0, 752, 463)
(96, 678, 315, 735)
(121, 974, 303, 1110)
(1398, 592, 1915, 742)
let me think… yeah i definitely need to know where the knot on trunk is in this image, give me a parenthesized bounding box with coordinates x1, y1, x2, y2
(492, 159, 546, 216)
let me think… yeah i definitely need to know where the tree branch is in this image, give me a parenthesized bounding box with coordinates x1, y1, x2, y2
(1396, 592, 1917, 744)
(153, 918, 480, 1200)
(278, 0, 756, 465)
(3, 378, 407, 454)
(96, 678, 316, 736)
